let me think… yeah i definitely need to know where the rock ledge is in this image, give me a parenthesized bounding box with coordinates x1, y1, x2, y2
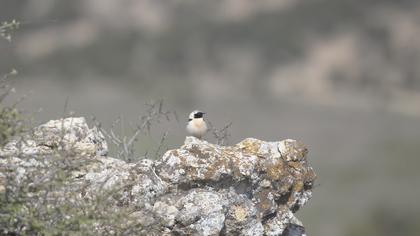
(0, 117, 316, 235)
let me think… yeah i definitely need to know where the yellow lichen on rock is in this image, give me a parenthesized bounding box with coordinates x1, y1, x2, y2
(266, 159, 287, 181)
(233, 205, 248, 222)
(236, 138, 262, 155)
(278, 139, 308, 162)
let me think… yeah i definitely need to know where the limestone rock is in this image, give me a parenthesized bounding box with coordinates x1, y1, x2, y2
(0, 117, 108, 157)
(0, 117, 316, 236)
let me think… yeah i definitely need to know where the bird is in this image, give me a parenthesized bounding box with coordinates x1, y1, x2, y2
(186, 110, 207, 139)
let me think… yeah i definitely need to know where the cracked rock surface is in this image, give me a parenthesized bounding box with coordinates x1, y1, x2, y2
(0, 117, 316, 235)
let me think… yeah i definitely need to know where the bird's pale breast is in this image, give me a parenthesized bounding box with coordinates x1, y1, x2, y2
(187, 118, 207, 137)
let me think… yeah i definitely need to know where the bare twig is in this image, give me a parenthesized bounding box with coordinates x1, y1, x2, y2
(207, 120, 233, 145)
(0, 20, 20, 42)
(97, 100, 177, 162)
(153, 131, 168, 159)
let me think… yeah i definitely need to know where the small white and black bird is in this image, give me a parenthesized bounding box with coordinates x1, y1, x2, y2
(186, 110, 207, 139)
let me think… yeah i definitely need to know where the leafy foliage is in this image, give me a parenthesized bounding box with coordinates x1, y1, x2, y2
(0, 150, 161, 235)
(0, 19, 23, 146)
(0, 106, 23, 147)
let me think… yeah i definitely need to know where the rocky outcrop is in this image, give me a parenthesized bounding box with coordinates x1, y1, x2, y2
(0, 117, 108, 157)
(0, 117, 316, 235)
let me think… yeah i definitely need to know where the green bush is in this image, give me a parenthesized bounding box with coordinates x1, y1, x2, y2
(0, 151, 159, 235)
(0, 19, 177, 234)
(0, 106, 23, 147)
(0, 20, 24, 147)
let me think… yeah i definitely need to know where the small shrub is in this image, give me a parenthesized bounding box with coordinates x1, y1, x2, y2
(0, 150, 159, 235)
(0, 106, 24, 147)
(1, 20, 24, 147)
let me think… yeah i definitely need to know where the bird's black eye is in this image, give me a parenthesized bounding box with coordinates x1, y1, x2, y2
(188, 118, 192, 121)
(194, 112, 204, 118)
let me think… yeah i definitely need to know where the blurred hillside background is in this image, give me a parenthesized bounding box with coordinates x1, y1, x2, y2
(1, 0, 420, 235)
